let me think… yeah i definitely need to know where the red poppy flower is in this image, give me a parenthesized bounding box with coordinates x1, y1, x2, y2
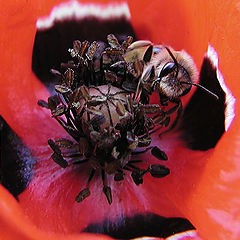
(1, 1, 240, 240)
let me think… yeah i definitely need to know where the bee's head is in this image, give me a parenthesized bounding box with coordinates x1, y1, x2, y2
(158, 61, 192, 98)
(153, 47, 193, 98)
(154, 47, 218, 99)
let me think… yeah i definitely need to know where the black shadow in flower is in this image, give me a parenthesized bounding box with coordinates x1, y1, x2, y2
(84, 212, 195, 239)
(32, 17, 137, 92)
(0, 116, 35, 199)
(180, 57, 226, 150)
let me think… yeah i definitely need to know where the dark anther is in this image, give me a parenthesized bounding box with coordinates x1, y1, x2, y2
(48, 139, 61, 155)
(51, 152, 68, 168)
(151, 146, 168, 161)
(107, 34, 121, 49)
(55, 85, 72, 94)
(103, 186, 112, 205)
(47, 95, 60, 111)
(51, 105, 66, 117)
(76, 188, 91, 203)
(148, 164, 170, 178)
(121, 36, 133, 50)
(55, 138, 73, 148)
(86, 41, 99, 61)
(37, 99, 49, 109)
(131, 171, 143, 186)
(50, 68, 62, 78)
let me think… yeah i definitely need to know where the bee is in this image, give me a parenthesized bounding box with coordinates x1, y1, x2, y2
(124, 41, 219, 133)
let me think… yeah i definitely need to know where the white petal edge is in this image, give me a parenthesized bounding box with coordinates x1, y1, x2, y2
(36, 0, 131, 30)
(131, 237, 162, 240)
(130, 230, 201, 240)
(207, 45, 236, 131)
(166, 230, 202, 240)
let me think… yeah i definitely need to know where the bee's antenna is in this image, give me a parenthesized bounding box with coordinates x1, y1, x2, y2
(165, 46, 179, 77)
(181, 81, 219, 100)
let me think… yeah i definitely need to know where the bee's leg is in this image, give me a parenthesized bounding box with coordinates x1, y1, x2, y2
(159, 93, 169, 106)
(159, 98, 182, 136)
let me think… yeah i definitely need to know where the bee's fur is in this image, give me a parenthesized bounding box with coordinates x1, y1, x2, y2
(148, 46, 198, 98)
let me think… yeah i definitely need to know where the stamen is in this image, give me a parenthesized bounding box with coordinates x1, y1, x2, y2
(103, 186, 112, 205)
(87, 169, 96, 184)
(76, 188, 90, 203)
(37, 99, 49, 108)
(38, 34, 173, 204)
(72, 159, 88, 165)
(148, 164, 170, 178)
(131, 171, 143, 186)
(48, 139, 61, 155)
(127, 163, 140, 170)
(51, 152, 68, 168)
(151, 146, 168, 161)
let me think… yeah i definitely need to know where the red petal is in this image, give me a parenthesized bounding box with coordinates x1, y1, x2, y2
(1, 1, 240, 240)
(0, 185, 112, 240)
(128, 1, 240, 239)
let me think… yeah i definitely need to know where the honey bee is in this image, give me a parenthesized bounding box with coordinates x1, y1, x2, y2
(124, 41, 219, 133)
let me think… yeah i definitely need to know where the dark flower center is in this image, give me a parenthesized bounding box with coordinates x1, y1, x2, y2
(38, 34, 172, 204)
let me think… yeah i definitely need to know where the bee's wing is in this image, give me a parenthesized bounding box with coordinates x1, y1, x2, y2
(134, 78, 142, 101)
(134, 65, 155, 101)
(123, 40, 153, 63)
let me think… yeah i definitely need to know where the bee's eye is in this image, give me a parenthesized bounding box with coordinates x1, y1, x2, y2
(159, 62, 176, 78)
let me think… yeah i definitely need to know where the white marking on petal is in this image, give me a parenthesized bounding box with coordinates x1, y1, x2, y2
(36, 0, 131, 30)
(207, 45, 236, 131)
(166, 230, 201, 240)
(132, 237, 163, 240)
